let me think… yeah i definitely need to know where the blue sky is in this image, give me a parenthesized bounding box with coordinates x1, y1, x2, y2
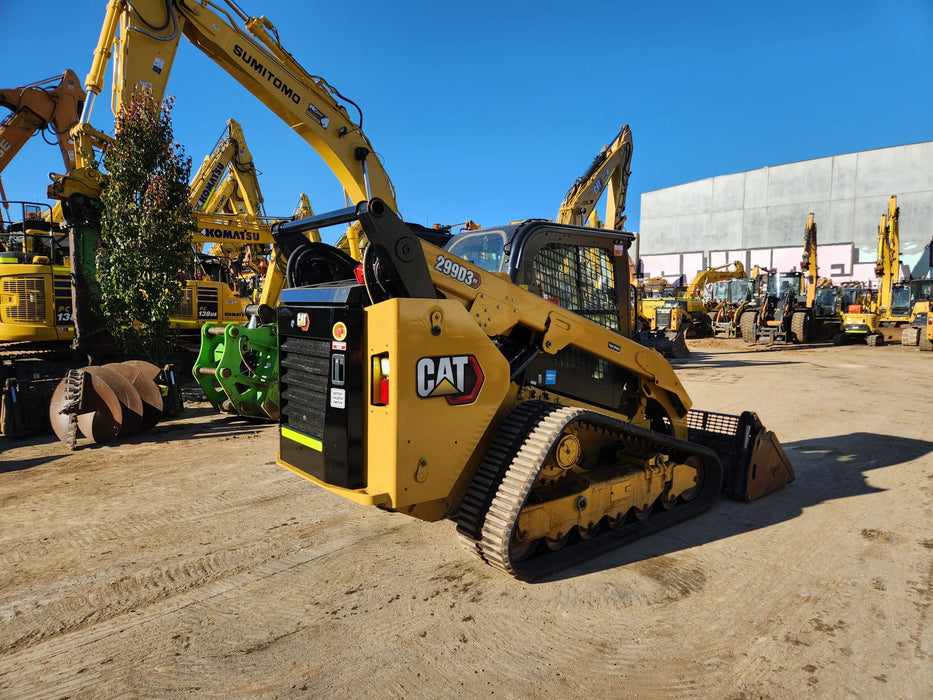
(1, 1, 931, 245)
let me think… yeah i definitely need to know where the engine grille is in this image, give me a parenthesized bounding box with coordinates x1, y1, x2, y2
(2, 277, 46, 321)
(655, 308, 672, 329)
(280, 336, 330, 438)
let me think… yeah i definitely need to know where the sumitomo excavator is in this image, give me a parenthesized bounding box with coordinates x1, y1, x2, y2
(272, 199, 795, 579)
(41, 0, 402, 426)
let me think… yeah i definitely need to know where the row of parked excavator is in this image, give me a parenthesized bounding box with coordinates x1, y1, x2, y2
(636, 199, 933, 353)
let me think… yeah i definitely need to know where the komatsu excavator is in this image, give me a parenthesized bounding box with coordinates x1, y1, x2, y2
(274, 199, 795, 579)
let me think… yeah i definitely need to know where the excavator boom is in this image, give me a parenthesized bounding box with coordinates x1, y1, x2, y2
(556, 124, 633, 230)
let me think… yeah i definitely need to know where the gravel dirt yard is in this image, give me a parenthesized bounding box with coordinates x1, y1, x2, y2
(1, 340, 931, 698)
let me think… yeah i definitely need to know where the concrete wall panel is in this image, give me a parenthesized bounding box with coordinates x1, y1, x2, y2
(743, 168, 770, 209)
(712, 173, 745, 212)
(639, 141, 933, 285)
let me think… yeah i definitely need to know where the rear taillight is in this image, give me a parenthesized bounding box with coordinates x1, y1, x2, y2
(371, 353, 389, 405)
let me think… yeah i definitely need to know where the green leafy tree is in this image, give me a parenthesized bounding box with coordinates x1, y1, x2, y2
(97, 90, 194, 364)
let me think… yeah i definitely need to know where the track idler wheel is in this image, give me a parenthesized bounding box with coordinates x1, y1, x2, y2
(49, 361, 168, 449)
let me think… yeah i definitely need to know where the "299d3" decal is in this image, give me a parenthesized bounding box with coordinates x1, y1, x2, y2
(434, 254, 481, 289)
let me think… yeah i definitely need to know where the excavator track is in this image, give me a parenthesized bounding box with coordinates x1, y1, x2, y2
(456, 401, 723, 580)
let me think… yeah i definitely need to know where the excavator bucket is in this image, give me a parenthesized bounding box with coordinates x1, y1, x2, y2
(192, 322, 279, 420)
(687, 409, 795, 501)
(48, 360, 170, 449)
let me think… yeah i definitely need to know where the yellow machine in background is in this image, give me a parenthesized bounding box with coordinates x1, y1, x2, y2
(900, 278, 933, 349)
(645, 261, 747, 339)
(556, 125, 632, 231)
(0, 202, 72, 343)
(0, 72, 85, 346)
(54, 0, 404, 420)
(274, 199, 794, 579)
(838, 196, 909, 346)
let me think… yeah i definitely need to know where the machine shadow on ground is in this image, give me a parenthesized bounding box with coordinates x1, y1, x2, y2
(0, 405, 274, 471)
(540, 431, 933, 582)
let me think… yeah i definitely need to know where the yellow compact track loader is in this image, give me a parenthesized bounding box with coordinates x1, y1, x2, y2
(274, 200, 795, 579)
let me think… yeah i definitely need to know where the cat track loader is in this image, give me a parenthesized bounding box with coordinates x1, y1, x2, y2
(274, 200, 795, 579)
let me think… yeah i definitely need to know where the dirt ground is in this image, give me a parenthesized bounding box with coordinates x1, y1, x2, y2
(1, 339, 931, 698)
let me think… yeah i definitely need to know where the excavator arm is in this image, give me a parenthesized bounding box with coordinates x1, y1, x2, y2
(556, 124, 633, 230)
(874, 195, 899, 315)
(0, 70, 85, 175)
(190, 118, 264, 217)
(683, 261, 746, 299)
(801, 213, 818, 308)
(82, 0, 397, 222)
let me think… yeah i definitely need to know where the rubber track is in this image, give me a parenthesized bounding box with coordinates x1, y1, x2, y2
(455, 401, 556, 558)
(462, 401, 724, 580)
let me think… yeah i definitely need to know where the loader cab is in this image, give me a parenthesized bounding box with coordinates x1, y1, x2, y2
(447, 222, 633, 335)
(908, 279, 933, 308)
(768, 271, 804, 302)
(711, 278, 753, 305)
(448, 221, 637, 410)
(839, 285, 869, 313)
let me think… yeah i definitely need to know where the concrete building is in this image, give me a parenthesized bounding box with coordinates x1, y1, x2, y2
(637, 141, 933, 284)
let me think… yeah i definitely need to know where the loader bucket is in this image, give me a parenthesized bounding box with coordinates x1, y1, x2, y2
(633, 326, 691, 359)
(687, 409, 795, 501)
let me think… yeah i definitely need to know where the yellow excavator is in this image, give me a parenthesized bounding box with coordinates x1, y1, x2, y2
(43, 0, 401, 426)
(556, 125, 632, 231)
(0, 71, 86, 351)
(273, 199, 795, 579)
(644, 261, 747, 339)
(553, 124, 687, 358)
(837, 197, 910, 346)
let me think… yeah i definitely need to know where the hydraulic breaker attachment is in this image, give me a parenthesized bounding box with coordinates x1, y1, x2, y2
(192, 322, 279, 420)
(686, 409, 795, 501)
